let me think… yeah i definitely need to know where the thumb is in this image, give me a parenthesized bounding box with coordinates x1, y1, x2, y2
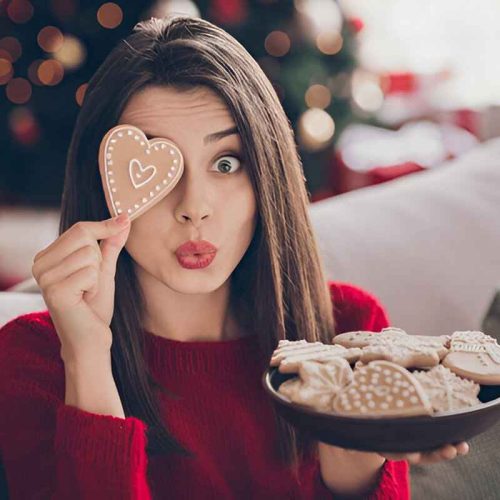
(99, 218, 131, 276)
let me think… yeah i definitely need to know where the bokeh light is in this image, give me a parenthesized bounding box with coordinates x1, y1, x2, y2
(97, 2, 124, 29)
(264, 31, 291, 57)
(75, 83, 88, 106)
(316, 32, 343, 55)
(0, 58, 14, 85)
(52, 35, 86, 70)
(6, 78, 32, 104)
(37, 26, 64, 53)
(50, 0, 78, 22)
(27, 59, 45, 86)
(298, 108, 335, 151)
(8, 107, 40, 146)
(0, 37, 22, 63)
(7, 0, 34, 24)
(37, 59, 64, 86)
(305, 84, 332, 109)
(351, 70, 384, 112)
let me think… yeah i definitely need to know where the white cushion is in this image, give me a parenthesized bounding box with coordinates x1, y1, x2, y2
(310, 137, 500, 335)
(0, 292, 47, 328)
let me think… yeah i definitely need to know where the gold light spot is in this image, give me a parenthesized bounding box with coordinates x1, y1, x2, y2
(305, 84, 331, 109)
(53, 35, 86, 70)
(316, 32, 343, 55)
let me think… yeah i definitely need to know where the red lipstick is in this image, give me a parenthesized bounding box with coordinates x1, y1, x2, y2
(175, 240, 217, 269)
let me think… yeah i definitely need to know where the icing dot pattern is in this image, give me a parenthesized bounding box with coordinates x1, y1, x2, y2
(100, 125, 183, 219)
(333, 360, 433, 417)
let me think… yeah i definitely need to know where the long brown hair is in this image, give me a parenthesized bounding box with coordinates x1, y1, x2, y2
(59, 15, 336, 471)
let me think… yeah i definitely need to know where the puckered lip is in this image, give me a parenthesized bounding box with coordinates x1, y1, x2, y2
(175, 240, 217, 256)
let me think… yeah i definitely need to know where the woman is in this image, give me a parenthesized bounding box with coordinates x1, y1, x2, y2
(0, 16, 468, 499)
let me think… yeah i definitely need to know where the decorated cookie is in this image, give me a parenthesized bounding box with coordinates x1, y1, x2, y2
(270, 339, 362, 374)
(413, 364, 481, 412)
(442, 330, 500, 385)
(278, 358, 353, 412)
(333, 328, 410, 348)
(334, 327, 449, 363)
(98, 124, 184, 221)
(359, 340, 441, 369)
(333, 360, 433, 417)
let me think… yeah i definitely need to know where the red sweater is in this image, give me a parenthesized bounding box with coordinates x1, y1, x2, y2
(0, 281, 409, 499)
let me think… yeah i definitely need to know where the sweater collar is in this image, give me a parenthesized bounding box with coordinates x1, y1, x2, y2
(143, 329, 266, 374)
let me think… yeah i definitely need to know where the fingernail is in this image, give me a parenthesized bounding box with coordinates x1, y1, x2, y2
(114, 214, 129, 225)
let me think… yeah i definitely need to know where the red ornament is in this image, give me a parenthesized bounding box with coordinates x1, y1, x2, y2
(348, 18, 364, 33)
(380, 72, 417, 95)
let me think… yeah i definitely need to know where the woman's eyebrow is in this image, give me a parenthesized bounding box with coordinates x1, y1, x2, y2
(143, 126, 239, 145)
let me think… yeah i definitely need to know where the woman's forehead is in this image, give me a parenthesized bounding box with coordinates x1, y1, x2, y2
(118, 85, 237, 142)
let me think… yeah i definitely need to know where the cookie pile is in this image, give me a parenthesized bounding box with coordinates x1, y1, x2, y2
(271, 328, 500, 418)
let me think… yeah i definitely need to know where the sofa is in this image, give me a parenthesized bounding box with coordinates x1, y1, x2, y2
(2, 137, 500, 498)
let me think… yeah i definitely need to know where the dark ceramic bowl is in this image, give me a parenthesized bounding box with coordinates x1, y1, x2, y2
(262, 367, 500, 453)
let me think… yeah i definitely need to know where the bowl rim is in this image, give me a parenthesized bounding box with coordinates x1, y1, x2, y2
(262, 367, 500, 422)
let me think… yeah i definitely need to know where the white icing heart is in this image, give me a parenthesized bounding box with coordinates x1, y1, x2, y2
(129, 158, 157, 188)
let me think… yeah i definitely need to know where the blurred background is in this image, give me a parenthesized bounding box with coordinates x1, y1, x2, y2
(1, 0, 500, 290)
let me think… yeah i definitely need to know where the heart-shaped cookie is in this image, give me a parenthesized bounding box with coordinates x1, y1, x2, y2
(333, 360, 433, 417)
(98, 124, 184, 221)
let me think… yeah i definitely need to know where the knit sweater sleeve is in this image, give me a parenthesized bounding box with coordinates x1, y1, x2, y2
(0, 314, 152, 500)
(313, 282, 411, 499)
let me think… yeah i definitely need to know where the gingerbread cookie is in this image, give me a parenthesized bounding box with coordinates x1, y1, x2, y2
(334, 327, 449, 351)
(98, 124, 184, 221)
(278, 358, 353, 412)
(413, 364, 481, 412)
(270, 339, 362, 374)
(334, 327, 449, 364)
(359, 340, 441, 369)
(332, 360, 433, 417)
(333, 328, 410, 348)
(442, 330, 500, 385)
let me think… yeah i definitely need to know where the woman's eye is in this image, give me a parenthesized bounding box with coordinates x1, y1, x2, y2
(212, 155, 242, 175)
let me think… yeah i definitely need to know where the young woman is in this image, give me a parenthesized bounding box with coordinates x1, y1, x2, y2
(0, 16, 468, 499)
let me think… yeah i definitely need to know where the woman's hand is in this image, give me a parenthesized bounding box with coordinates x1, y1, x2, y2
(32, 214, 131, 362)
(378, 441, 470, 464)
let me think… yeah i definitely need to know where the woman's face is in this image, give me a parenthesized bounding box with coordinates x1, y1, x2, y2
(118, 85, 258, 294)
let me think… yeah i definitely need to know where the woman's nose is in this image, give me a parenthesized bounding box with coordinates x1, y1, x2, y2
(174, 171, 212, 225)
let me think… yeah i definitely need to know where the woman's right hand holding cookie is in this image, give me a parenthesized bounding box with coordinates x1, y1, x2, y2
(32, 213, 131, 364)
